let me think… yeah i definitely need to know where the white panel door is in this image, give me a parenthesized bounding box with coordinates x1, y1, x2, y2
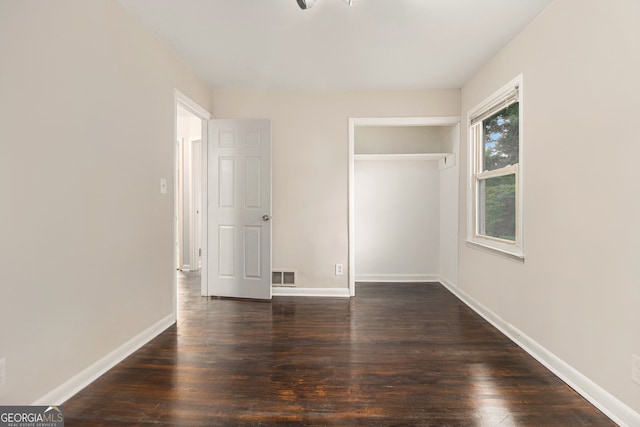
(208, 119, 271, 299)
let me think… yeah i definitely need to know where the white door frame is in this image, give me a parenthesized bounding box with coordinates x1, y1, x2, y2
(174, 90, 212, 318)
(347, 116, 460, 297)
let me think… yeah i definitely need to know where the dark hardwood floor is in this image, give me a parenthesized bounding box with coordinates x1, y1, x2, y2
(64, 274, 615, 426)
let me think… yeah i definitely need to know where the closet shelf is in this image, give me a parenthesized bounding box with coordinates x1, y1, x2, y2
(354, 153, 450, 161)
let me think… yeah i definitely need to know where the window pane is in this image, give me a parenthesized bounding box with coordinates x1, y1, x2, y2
(483, 102, 519, 171)
(477, 174, 516, 241)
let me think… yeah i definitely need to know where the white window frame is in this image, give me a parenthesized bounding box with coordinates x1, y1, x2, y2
(467, 74, 524, 260)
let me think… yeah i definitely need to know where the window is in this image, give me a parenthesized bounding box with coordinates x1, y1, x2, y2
(468, 75, 523, 258)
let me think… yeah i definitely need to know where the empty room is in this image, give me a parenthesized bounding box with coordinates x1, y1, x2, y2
(1, 0, 639, 425)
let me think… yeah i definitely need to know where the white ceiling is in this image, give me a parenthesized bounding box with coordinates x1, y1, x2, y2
(118, 0, 553, 91)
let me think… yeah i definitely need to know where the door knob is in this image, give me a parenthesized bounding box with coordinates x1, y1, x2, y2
(262, 214, 271, 221)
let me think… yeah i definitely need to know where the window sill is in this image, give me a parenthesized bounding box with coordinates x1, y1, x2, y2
(465, 240, 525, 262)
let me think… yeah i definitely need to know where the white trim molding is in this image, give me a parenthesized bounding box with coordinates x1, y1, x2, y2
(438, 279, 639, 427)
(174, 89, 212, 120)
(350, 116, 461, 127)
(33, 315, 175, 406)
(272, 287, 350, 298)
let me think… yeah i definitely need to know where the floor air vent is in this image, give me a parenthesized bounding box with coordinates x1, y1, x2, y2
(272, 270, 296, 287)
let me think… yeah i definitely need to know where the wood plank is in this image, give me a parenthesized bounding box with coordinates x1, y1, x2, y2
(64, 277, 615, 426)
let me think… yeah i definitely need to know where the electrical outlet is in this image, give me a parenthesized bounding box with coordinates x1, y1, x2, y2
(632, 354, 640, 385)
(0, 358, 5, 387)
(335, 264, 344, 276)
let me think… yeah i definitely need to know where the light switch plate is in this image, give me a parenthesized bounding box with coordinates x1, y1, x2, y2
(160, 178, 168, 194)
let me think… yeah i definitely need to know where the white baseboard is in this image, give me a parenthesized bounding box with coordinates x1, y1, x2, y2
(438, 279, 639, 427)
(356, 274, 440, 282)
(272, 287, 350, 298)
(33, 314, 175, 406)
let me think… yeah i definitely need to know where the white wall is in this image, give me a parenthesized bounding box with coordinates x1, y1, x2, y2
(458, 0, 640, 421)
(0, 0, 211, 404)
(213, 91, 460, 288)
(355, 159, 440, 280)
(439, 125, 459, 286)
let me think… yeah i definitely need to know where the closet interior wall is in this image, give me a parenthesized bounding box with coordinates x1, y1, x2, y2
(354, 124, 459, 284)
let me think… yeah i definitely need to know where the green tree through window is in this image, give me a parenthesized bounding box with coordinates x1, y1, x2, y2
(483, 103, 519, 171)
(479, 175, 516, 240)
(479, 103, 518, 241)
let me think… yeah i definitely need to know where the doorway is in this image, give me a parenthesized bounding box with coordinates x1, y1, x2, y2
(348, 117, 460, 296)
(174, 90, 211, 316)
(174, 92, 273, 304)
(177, 105, 202, 272)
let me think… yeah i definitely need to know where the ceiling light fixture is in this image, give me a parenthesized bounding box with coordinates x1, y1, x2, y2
(297, 0, 316, 9)
(297, 0, 354, 10)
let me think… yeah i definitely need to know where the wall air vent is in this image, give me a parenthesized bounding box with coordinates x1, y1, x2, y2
(272, 270, 296, 287)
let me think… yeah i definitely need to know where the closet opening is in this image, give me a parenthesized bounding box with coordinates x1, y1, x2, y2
(348, 117, 460, 296)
